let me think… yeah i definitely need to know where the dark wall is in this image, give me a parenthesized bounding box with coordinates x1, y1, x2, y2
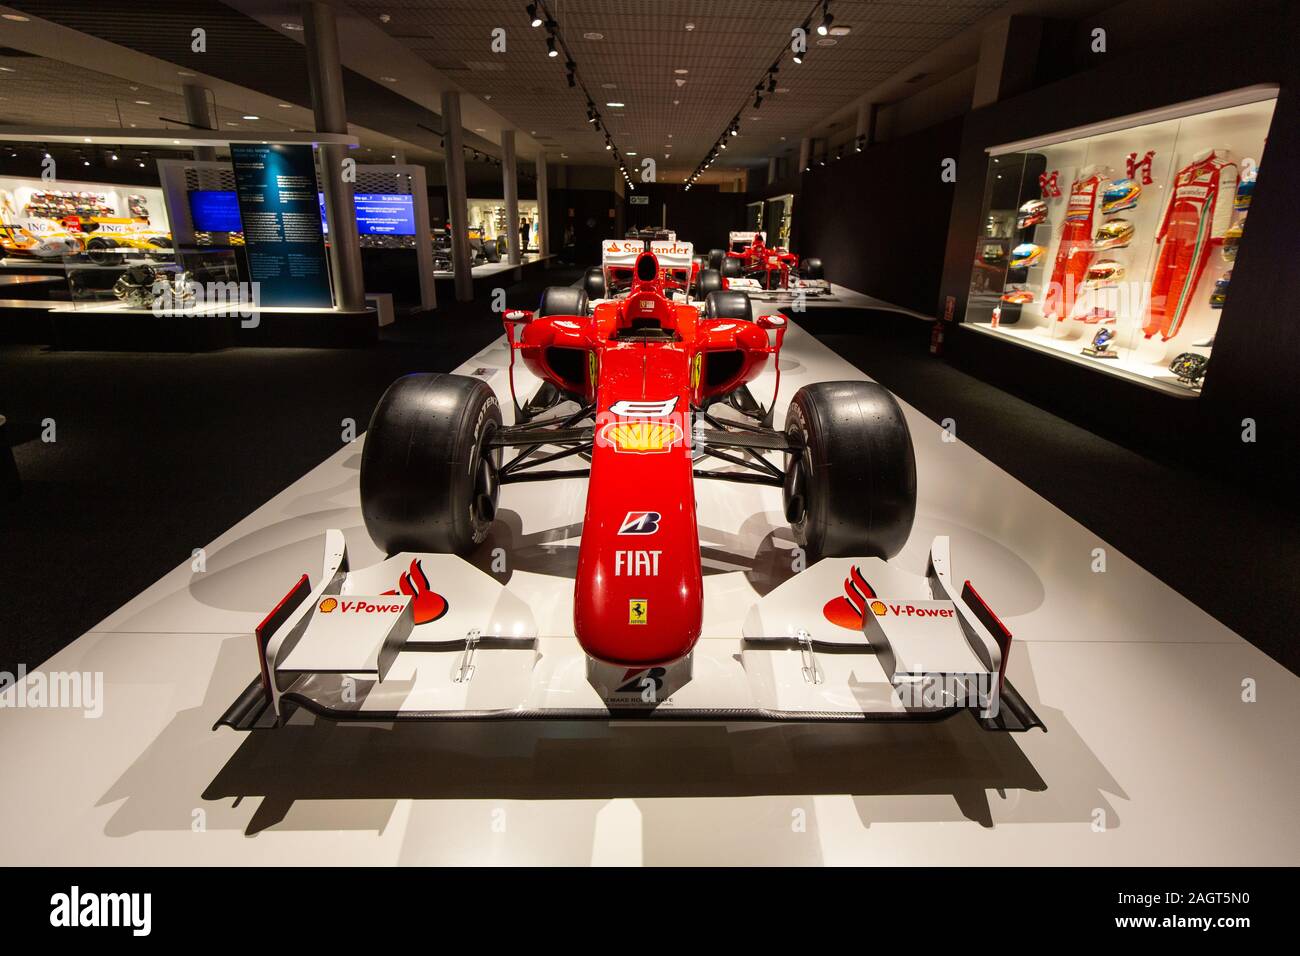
(550, 187, 620, 266)
(797, 117, 963, 314)
(622, 183, 750, 253)
(936, 0, 1300, 475)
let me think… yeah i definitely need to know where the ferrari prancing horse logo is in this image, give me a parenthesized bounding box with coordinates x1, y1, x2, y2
(628, 599, 648, 625)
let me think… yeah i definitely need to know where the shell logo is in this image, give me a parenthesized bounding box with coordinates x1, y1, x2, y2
(319, 597, 338, 613)
(599, 421, 682, 454)
(869, 600, 888, 617)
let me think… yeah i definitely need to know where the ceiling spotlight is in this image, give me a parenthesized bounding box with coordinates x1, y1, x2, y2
(565, 61, 576, 87)
(817, 3, 834, 36)
(281, 22, 303, 31)
(606, 101, 624, 108)
(546, 35, 558, 57)
(767, 73, 777, 93)
(527, 3, 542, 27)
(753, 90, 763, 109)
(793, 51, 804, 64)
(605, 139, 612, 150)
(243, 115, 259, 120)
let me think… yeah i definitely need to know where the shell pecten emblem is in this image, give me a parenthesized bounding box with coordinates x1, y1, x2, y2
(319, 597, 339, 613)
(599, 420, 683, 454)
(869, 600, 888, 617)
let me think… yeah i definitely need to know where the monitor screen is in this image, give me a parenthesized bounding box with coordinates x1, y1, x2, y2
(188, 189, 242, 232)
(354, 193, 416, 236)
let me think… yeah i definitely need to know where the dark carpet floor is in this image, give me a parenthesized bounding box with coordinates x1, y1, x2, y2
(793, 307, 1300, 676)
(0, 267, 580, 675)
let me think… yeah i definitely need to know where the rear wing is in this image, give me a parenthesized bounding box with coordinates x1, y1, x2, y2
(600, 238, 696, 296)
(601, 237, 694, 270)
(729, 230, 763, 250)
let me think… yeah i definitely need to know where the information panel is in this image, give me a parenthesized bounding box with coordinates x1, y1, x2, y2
(230, 144, 332, 308)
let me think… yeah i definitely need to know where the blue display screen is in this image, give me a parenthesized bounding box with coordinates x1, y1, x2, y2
(188, 189, 242, 232)
(354, 194, 416, 235)
(191, 189, 415, 236)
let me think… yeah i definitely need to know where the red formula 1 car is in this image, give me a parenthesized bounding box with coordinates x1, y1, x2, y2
(219, 247, 1040, 734)
(708, 231, 829, 295)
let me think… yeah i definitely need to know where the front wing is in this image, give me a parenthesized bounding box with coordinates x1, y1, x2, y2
(217, 532, 1043, 733)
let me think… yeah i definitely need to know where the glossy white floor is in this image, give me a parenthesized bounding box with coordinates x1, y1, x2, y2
(1, 314, 1297, 866)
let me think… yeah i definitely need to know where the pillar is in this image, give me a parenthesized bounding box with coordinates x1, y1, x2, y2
(501, 129, 521, 265)
(303, 0, 365, 312)
(441, 90, 473, 302)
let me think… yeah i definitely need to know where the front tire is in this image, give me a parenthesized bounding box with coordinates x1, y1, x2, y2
(361, 373, 502, 555)
(783, 381, 916, 562)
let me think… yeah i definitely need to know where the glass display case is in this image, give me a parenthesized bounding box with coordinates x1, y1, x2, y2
(965, 90, 1275, 395)
(467, 198, 541, 254)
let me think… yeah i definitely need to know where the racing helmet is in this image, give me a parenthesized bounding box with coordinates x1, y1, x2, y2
(1234, 169, 1255, 212)
(1093, 219, 1134, 250)
(1101, 178, 1141, 214)
(1210, 270, 1231, 309)
(1222, 221, 1244, 262)
(1009, 242, 1045, 269)
(1017, 199, 1048, 230)
(1085, 259, 1125, 285)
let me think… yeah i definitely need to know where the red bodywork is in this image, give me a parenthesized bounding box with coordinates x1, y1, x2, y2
(726, 233, 799, 290)
(503, 253, 784, 666)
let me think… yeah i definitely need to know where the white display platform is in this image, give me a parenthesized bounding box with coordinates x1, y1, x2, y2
(0, 319, 1296, 865)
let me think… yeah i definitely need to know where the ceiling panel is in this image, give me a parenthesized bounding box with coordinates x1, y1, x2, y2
(350, 0, 1007, 176)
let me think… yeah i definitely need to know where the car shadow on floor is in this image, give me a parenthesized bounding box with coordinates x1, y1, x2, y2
(95, 637, 1126, 852)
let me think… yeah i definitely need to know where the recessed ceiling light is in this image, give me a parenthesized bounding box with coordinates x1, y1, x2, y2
(282, 22, 303, 31)
(583, 32, 604, 40)
(2, 13, 31, 21)
(0, 67, 17, 73)
(380, 76, 397, 82)
(684, 23, 695, 31)
(177, 71, 195, 77)
(601, 83, 616, 89)
(829, 25, 852, 36)
(606, 101, 624, 107)
(673, 68, 689, 75)
(474, 127, 486, 132)
(672, 99, 680, 105)
(278, 103, 293, 108)
(816, 38, 837, 47)
(134, 100, 151, 105)
(626, 151, 637, 156)
(243, 115, 259, 120)
(227, 122, 239, 127)
(775, 87, 789, 93)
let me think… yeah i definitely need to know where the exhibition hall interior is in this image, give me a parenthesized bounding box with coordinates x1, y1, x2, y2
(1, 0, 1298, 877)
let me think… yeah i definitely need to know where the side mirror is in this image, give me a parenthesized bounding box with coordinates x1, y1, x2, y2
(504, 309, 534, 324)
(756, 313, 787, 330)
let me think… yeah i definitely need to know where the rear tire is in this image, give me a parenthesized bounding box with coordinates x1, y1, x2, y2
(537, 285, 589, 318)
(703, 290, 753, 322)
(719, 257, 743, 279)
(87, 237, 124, 266)
(800, 257, 824, 279)
(696, 268, 722, 298)
(582, 265, 606, 301)
(361, 373, 502, 555)
(783, 381, 916, 562)
(707, 248, 725, 271)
